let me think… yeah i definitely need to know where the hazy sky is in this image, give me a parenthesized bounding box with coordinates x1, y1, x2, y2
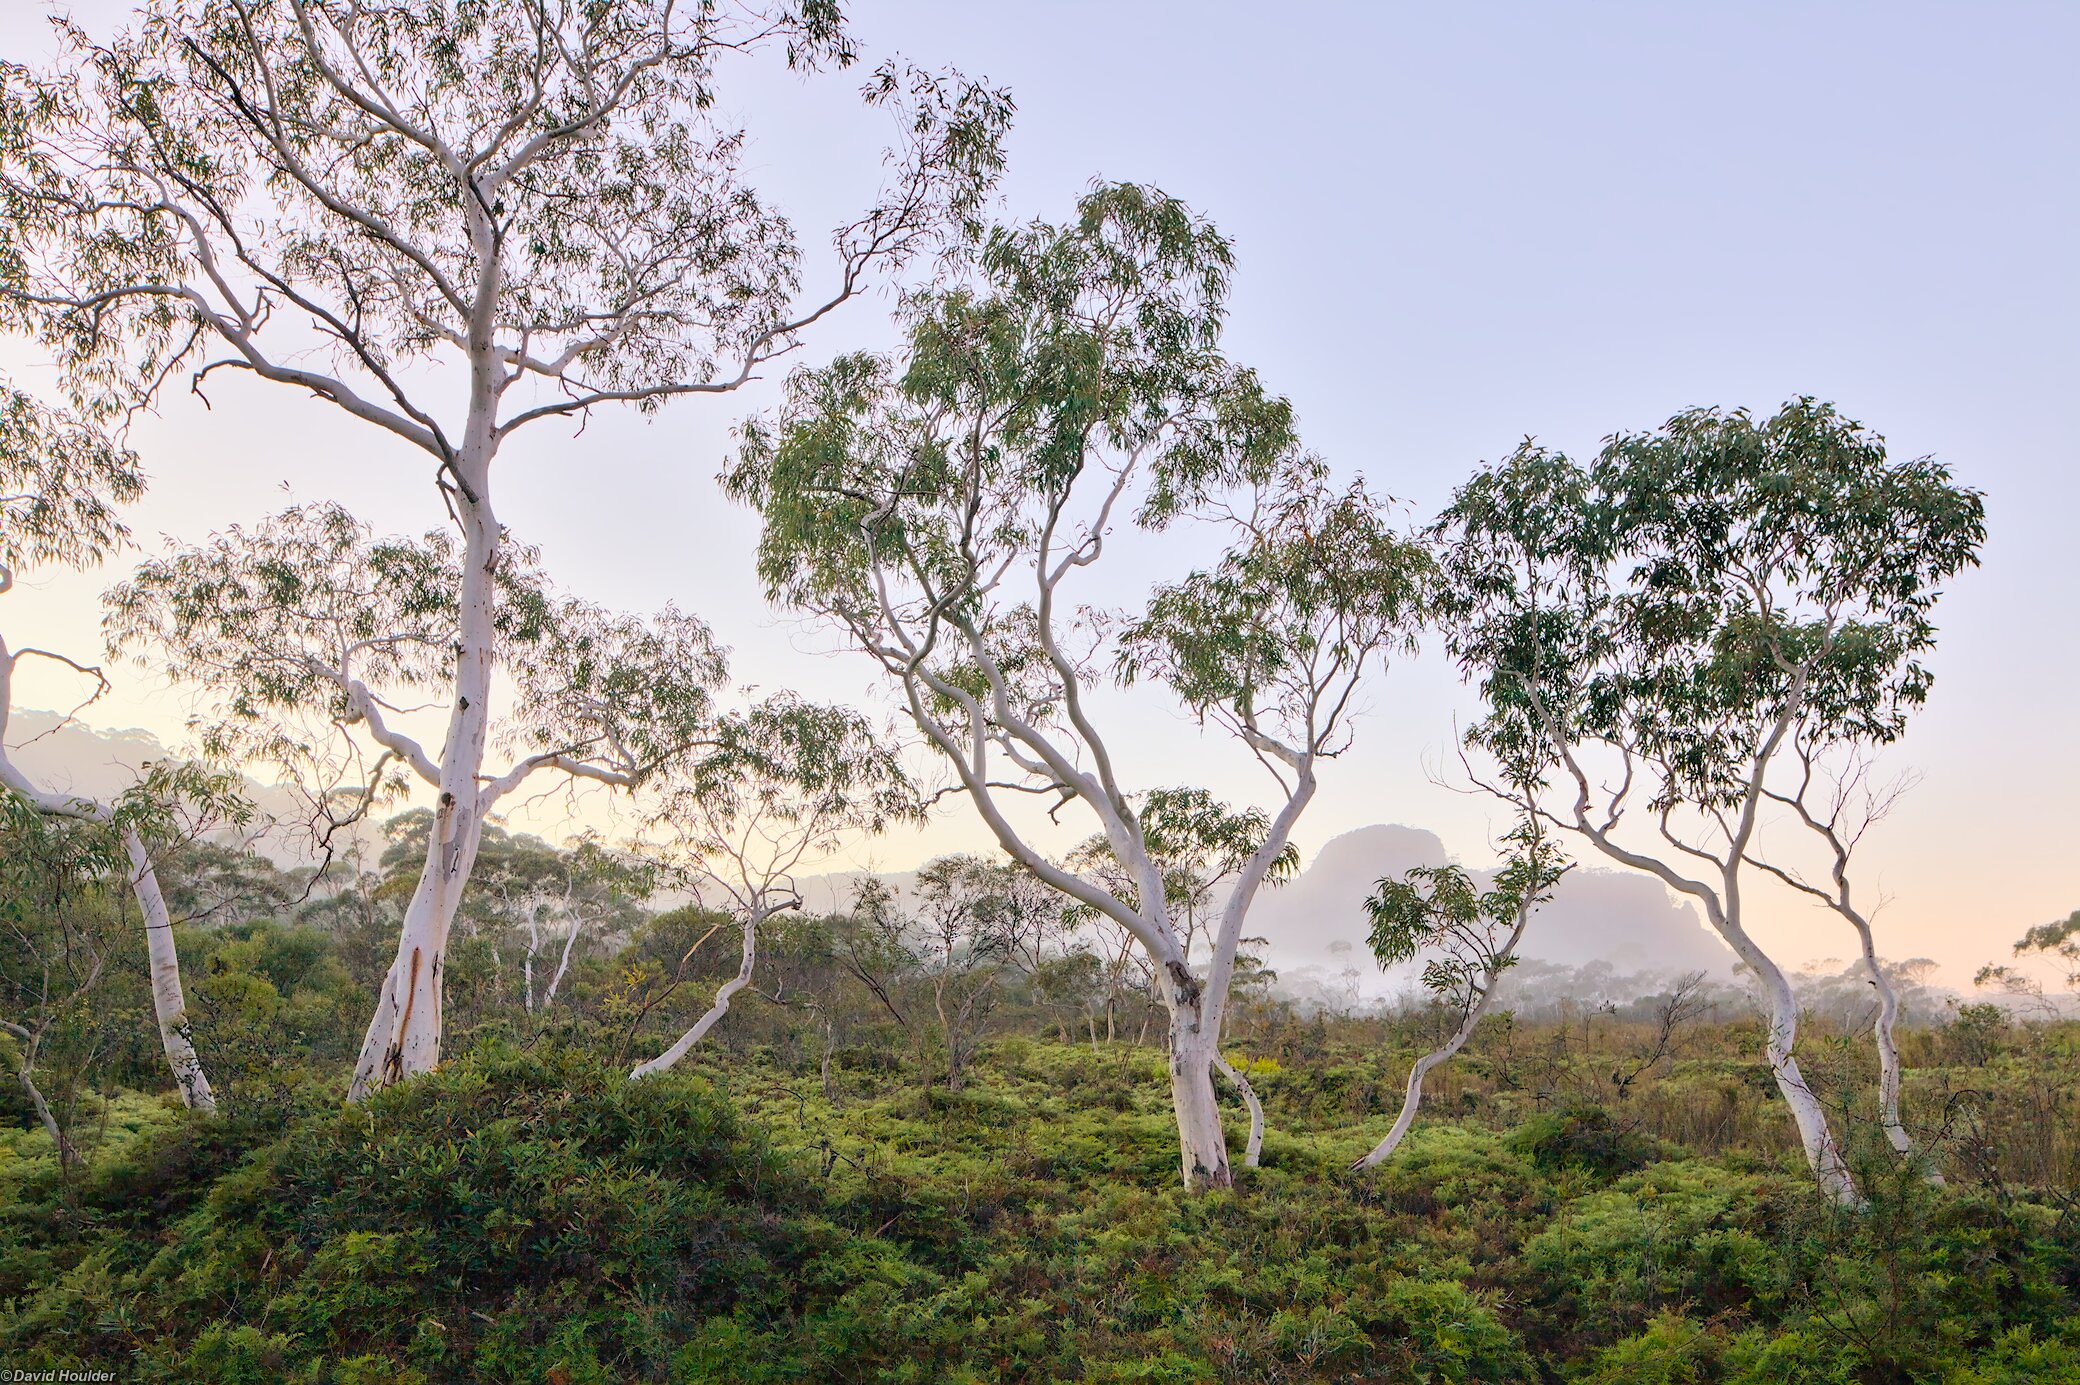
(3, 2, 2074, 985)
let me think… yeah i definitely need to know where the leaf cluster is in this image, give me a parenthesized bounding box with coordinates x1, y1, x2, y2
(1435, 398, 1986, 805)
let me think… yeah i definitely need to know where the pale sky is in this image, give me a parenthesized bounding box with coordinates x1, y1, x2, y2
(2, 2, 2074, 986)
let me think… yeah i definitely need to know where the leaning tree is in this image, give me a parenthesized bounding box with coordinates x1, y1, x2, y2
(628, 695, 914, 1079)
(1, 0, 1009, 1099)
(727, 183, 1428, 1190)
(0, 379, 234, 1111)
(107, 501, 744, 1097)
(1433, 398, 1983, 1204)
(1350, 819, 1567, 1172)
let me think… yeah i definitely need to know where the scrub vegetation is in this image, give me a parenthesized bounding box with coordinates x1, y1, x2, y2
(0, 3, 2056, 1381)
(3, 859, 2078, 1383)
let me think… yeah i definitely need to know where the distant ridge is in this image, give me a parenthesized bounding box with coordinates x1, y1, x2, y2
(1251, 824, 1738, 982)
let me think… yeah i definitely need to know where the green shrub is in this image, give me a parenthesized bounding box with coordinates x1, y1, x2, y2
(1518, 1162, 1783, 1341)
(1507, 1104, 1657, 1180)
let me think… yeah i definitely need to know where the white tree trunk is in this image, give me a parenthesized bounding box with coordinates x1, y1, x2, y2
(1569, 772, 1862, 1205)
(1213, 1051, 1263, 1168)
(1854, 934, 1941, 1183)
(13, 1060, 71, 1168)
(630, 914, 760, 1080)
(522, 905, 539, 1014)
(1, 638, 217, 1114)
(1728, 929, 1860, 1206)
(820, 1017, 835, 1101)
(1167, 1002, 1233, 1190)
(1351, 1004, 1492, 1173)
(543, 914, 583, 1010)
(0, 1019, 73, 1168)
(123, 827, 215, 1113)
(348, 470, 499, 1103)
(1351, 910, 1530, 1174)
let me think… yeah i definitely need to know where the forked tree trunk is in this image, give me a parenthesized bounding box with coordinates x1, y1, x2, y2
(348, 467, 499, 1103)
(1575, 793, 1861, 1204)
(1213, 1051, 1264, 1168)
(123, 827, 215, 1112)
(543, 915, 583, 1011)
(1167, 1001, 1232, 1190)
(631, 913, 761, 1079)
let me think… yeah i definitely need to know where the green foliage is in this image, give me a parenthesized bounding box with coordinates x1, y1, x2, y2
(1508, 1105, 1658, 1179)
(1, 885, 2076, 1382)
(0, 377, 140, 577)
(0, 1004, 2074, 1382)
(1437, 398, 1986, 802)
(0, 1, 1009, 435)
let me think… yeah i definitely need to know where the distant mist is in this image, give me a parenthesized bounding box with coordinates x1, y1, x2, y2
(25, 714, 1951, 1018)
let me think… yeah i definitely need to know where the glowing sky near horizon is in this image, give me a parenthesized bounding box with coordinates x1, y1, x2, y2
(1, 2, 2074, 987)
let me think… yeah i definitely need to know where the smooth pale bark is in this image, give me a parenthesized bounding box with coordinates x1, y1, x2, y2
(1752, 775, 1940, 1184)
(1545, 701, 1862, 1206)
(522, 906, 540, 1013)
(123, 827, 215, 1113)
(1638, 871, 1860, 1205)
(1830, 914, 1941, 1184)
(1707, 905, 1860, 1205)
(819, 1018, 835, 1101)
(1213, 1052, 1263, 1168)
(348, 462, 499, 1102)
(1857, 940, 1934, 1177)
(1350, 911, 1530, 1174)
(629, 911, 763, 1080)
(521, 904, 583, 1014)
(1, 633, 217, 1112)
(0, 1019, 73, 1167)
(1167, 989, 1232, 1190)
(543, 913, 583, 1011)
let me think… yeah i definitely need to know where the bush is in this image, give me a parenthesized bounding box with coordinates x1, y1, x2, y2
(1507, 1104, 1657, 1180)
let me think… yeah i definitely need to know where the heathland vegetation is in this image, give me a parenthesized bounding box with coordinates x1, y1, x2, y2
(4, 849, 2079, 1382)
(0, 2, 2068, 1381)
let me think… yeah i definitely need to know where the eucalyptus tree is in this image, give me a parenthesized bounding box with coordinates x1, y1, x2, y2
(2, 0, 1008, 1099)
(629, 696, 914, 1079)
(0, 380, 226, 1111)
(908, 854, 1064, 1091)
(1433, 399, 1984, 1204)
(0, 794, 120, 1168)
(1349, 822, 1566, 1173)
(728, 184, 1428, 1190)
(108, 501, 741, 1097)
(1979, 910, 2080, 1017)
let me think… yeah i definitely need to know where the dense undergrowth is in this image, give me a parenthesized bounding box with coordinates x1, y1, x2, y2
(6, 1022, 2080, 1383)
(5, 895, 2079, 1382)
